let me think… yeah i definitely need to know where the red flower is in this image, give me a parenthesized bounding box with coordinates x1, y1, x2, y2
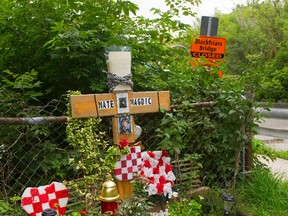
(148, 176, 155, 184)
(158, 157, 164, 167)
(165, 164, 173, 173)
(162, 150, 169, 157)
(79, 210, 89, 215)
(153, 167, 160, 174)
(167, 180, 175, 186)
(156, 183, 164, 194)
(159, 175, 166, 184)
(143, 159, 151, 168)
(147, 151, 155, 158)
(119, 138, 129, 150)
(139, 170, 145, 176)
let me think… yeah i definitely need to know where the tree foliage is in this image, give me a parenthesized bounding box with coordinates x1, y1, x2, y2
(0, 0, 201, 100)
(216, 0, 288, 101)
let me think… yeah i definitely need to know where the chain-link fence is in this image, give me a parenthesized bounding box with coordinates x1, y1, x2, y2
(0, 93, 70, 199)
(0, 99, 165, 200)
(1, 91, 252, 207)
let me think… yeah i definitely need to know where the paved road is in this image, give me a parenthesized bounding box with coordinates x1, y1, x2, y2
(257, 155, 288, 179)
(254, 108, 288, 179)
(255, 134, 288, 179)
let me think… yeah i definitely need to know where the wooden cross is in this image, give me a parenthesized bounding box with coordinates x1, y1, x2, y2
(70, 90, 170, 144)
(70, 49, 170, 144)
(69, 48, 170, 199)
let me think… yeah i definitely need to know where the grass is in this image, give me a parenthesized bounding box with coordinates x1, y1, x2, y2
(237, 167, 288, 216)
(274, 150, 288, 160)
(236, 138, 288, 215)
(253, 138, 288, 160)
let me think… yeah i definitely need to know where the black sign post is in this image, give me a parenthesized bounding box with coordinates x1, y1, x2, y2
(200, 16, 219, 37)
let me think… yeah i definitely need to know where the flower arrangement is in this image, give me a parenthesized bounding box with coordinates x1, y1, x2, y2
(139, 150, 176, 198)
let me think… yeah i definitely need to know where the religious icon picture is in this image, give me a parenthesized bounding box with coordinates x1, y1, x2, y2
(119, 97, 127, 108)
(116, 92, 129, 113)
(119, 115, 132, 135)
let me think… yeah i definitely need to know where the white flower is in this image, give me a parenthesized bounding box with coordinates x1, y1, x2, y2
(164, 182, 173, 198)
(154, 151, 163, 159)
(139, 151, 176, 198)
(148, 184, 157, 196)
(159, 166, 166, 175)
(166, 171, 176, 181)
(143, 167, 153, 177)
(149, 158, 159, 168)
(154, 174, 160, 183)
(162, 156, 171, 164)
(141, 152, 150, 160)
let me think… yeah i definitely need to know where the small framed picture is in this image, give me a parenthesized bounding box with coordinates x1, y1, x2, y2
(119, 97, 127, 108)
(116, 92, 129, 113)
(118, 115, 132, 135)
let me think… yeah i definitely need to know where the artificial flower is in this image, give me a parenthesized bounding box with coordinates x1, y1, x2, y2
(153, 167, 160, 174)
(166, 171, 176, 182)
(139, 170, 145, 176)
(148, 184, 157, 196)
(163, 182, 173, 198)
(165, 164, 173, 173)
(159, 175, 166, 184)
(147, 151, 155, 158)
(156, 183, 164, 194)
(162, 150, 169, 157)
(119, 138, 129, 150)
(148, 176, 155, 184)
(158, 157, 164, 167)
(143, 159, 151, 168)
(149, 158, 159, 167)
(139, 150, 176, 198)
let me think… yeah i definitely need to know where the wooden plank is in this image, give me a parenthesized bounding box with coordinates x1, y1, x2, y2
(117, 180, 133, 200)
(158, 91, 171, 111)
(95, 93, 117, 117)
(70, 95, 98, 118)
(129, 91, 159, 114)
(71, 91, 170, 118)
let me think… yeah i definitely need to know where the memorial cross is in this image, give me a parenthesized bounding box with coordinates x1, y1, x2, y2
(70, 90, 170, 144)
(69, 47, 170, 199)
(69, 48, 170, 145)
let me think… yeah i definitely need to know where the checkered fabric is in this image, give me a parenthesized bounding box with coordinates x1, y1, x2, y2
(21, 182, 69, 216)
(114, 146, 142, 180)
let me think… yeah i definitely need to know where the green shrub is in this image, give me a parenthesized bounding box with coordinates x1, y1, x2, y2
(168, 198, 202, 216)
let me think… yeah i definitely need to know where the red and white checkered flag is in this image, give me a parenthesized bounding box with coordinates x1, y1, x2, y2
(114, 146, 142, 181)
(21, 182, 69, 216)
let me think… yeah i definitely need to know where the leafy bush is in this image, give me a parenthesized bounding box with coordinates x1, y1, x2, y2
(0, 197, 22, 216)
(155, 60, 257, 189)
(66, 91, 129, 210)
(1, 70, 72, 198)
(168, 198, 202, 216)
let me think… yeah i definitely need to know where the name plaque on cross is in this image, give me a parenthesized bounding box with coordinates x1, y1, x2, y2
(70, 91, 170, 118)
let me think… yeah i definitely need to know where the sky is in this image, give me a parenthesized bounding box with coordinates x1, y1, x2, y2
(130, 0, 248, 26)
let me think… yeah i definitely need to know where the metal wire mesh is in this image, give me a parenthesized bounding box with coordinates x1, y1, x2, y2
(0, 93, 74, 199)
(0, 91, 250, 205)
(0, 92, 164, 200)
